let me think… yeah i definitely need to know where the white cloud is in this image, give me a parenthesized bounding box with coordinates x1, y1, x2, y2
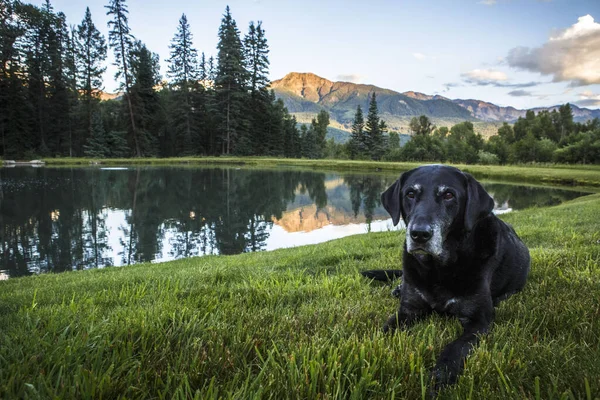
(478, 0, 497, 5)
(462, 69, 508, 83)
(412, 52, 426, 60)
(507, 15, 600, 86)
(458, 68, 541, 88)
(336, 74, 365, 83)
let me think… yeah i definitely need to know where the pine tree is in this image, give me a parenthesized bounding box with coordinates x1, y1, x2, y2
(349, 105, 365, 159)
(215, 6, 248, 155)
(105, 130, 129, 157)
(167, 13, 200, 155)
(84, 110, 108, 157)
(76, 6, 107, 153)
(129, 40, 161, 156)
(199, 52, 207, 81)
(64, 26, 80, 156)
(0, 0, 34, 158)
(365, 93, 385, 160)
(311, 110, 329, 158)
(244, 21, 269, 93)
(23, 3, 55, 156)
(242, 20, 270, 155)
(106, 0, 139, 156)
(301, 124, 318, 159)
(43, 9, 76, 156)
(207, 56, 216, 82)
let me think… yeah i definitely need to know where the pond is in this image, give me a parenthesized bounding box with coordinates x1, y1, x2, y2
(0, 166, 590, 279)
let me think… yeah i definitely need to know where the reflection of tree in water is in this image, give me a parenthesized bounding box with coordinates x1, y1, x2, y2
(484, 184, 585, 210)
(0, 167, 332, 276)
(0, 168, 114, 276)
(343, 175, 397, 230)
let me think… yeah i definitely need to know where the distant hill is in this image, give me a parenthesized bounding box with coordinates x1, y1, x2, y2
(271, 72, 600, 138)
(454, 99, 600, 123)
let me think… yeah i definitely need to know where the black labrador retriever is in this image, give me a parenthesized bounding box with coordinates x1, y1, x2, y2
(362, 165, 530, 389)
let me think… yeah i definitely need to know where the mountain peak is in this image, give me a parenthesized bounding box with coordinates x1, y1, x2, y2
(271, 72, 336, 103)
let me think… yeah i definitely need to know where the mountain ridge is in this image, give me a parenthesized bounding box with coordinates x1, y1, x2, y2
(270, 73, 600, 134)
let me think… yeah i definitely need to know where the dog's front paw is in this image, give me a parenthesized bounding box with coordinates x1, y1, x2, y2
(391, 285, 402, 298)
(429, 363, 459, 393)
(382, 313, 400, 333)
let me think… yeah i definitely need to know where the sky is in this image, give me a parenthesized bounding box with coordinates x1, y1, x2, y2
(34, 0, 600, 110)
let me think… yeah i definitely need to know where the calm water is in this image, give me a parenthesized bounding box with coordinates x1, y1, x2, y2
(0, 166, 589, 279)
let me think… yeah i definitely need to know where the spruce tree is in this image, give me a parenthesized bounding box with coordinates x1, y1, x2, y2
(349, 105, 365, 159)
(365, 93, 385, 160)
(76, 6, 107, 153)
(106, 0, 139, 156)
(129, 40, 161, 156)
(167, 13, 200, 155)
(199, 52, 207, 81)
(24, 3, 55, 156)
(311, 110, 329, 158)
(84, 111, 108, 157)
(242, 21, 270, 155)
(105, 130, 129, 157)
(215, 6, 247, 154)
(244, 21, 269, 93)
(46, 10, 75, 156)
(0, 0, 34, 158)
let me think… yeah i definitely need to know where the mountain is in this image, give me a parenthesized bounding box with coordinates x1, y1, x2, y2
(271, 73, 474, 133)
(271, 73, 600, 138)
(454, 99, 600, 123)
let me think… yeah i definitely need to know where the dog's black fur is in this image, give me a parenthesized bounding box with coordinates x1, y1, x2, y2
(362, 165, 530, 390)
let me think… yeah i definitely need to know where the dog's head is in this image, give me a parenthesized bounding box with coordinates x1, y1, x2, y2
(381, 165, 494, 262)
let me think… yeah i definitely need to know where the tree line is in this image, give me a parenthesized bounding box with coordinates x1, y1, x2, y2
(386, 104, 600, 165)
(0, 0, 313, 159)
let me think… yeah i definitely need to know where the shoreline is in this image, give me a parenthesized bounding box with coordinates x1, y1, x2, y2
(29, 156, 600, 187)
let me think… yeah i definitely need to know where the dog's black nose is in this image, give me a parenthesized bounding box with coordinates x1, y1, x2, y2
(410, 226, 433, 243)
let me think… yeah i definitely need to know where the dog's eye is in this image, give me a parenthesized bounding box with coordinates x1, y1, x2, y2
(443, 191, 454, 200)
(406, 191, 415, 199)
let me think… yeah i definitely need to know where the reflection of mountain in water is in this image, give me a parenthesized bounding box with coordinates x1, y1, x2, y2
(274, 175, 391, 232)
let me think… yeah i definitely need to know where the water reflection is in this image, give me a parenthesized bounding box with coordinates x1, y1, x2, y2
(0, 167, 589, 278)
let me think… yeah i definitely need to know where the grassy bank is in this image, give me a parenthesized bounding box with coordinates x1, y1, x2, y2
(1, 192, 600, 398)
(39, 157, 600, 187)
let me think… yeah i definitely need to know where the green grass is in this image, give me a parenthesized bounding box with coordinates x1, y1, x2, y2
(39, 157, 600, 187)
(1, 192, 600, 398)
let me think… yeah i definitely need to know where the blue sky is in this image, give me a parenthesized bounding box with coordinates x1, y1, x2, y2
(36, 0, 600, 109)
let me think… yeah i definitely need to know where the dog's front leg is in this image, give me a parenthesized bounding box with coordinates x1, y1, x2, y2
(383, 294, 430, 333)
(430, 298, 494, 389)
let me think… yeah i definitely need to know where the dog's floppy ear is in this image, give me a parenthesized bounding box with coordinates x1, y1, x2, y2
(381, 173, 408, 226)
(463, 172, 494, 231)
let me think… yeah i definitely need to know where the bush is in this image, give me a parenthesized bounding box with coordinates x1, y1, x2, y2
(382, 148, 403, 162)
(477, 150, 499, 165)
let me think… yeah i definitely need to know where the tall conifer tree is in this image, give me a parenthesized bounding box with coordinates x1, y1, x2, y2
(76, 7, 107, 153)
(106, 0, 139, 156)
(215, 6, 247, 155)
(365, 93, 384, 160)
(129, 40, 161, 156)
(349, 105, 365, 159)
(167, 14, 200, 155)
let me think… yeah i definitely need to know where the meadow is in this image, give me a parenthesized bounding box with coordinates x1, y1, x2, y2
(1, 161, 599, 399)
